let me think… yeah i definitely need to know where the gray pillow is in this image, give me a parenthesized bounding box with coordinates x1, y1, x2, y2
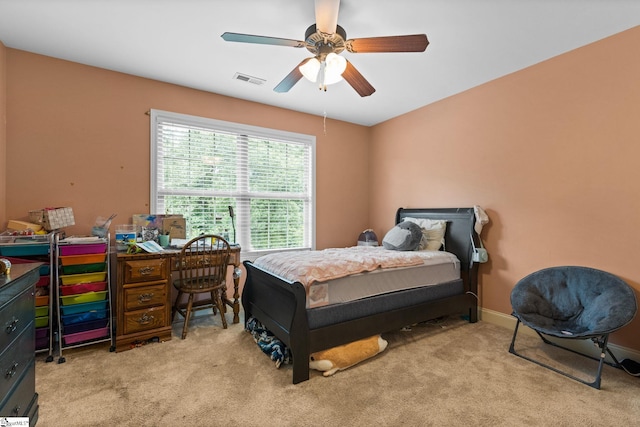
(382, 221, 422, 251)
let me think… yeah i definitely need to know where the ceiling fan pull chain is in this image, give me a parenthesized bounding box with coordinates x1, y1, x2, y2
(323, 110, 328, 136)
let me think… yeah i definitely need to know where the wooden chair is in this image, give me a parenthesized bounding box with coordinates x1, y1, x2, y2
(172, 234, 231, 339)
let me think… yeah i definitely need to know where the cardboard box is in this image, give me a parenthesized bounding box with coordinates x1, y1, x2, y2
(7, 220, 43, 232)
(132, 214, 186, 241)
(162, 217, 186, 239)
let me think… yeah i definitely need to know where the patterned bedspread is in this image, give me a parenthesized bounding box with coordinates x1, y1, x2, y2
(253, 246, 425, 287)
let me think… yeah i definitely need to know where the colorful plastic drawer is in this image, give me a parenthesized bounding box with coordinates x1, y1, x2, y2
(35, 306, 49, 317)
(60, 271, 107, 285)
(61, 309, 108, 326)
(35, 295, 49, 307)
(58, 243, 106, 256)
(62, 262, 106, 275)
(63, 326, 109, 346)
(36, 336, 50, 350)
(59, 281, 108, 296)
(39, 264, 50, 275)
(59, 253, 107, 266)
(63, 318, 109, 335)
(36, 327, 50, 350)
(60, 300, 108, 315)
(60, 291, 108, 306)
(36, 275, 50, 287)
(0, 243, 49, 256)
(36, 327, 49, 339)
(35, 316, 49, 328)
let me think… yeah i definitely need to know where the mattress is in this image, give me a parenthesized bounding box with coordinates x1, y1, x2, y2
(307, 250, 460, 308)
(307, 278, 465, 329)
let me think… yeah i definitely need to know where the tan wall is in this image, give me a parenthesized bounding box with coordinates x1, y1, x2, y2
(4, 50, 371, 250)
(4, 27, 640, 353)
(0, 41, 7, 226)
(369, 26, 640, 351)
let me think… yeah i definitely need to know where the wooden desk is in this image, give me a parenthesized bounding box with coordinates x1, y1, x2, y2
(115, 246, 241, 352)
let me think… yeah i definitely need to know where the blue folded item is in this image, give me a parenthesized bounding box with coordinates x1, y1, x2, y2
(246, 317, 292, 368)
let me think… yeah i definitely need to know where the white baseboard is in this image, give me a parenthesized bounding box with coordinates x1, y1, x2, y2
(479, 307, 640, 364)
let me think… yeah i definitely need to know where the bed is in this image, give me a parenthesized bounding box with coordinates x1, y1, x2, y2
(242, 207, 481, 383)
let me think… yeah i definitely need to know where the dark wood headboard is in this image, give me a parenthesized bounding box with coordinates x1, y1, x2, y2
(395, 207, 478, 273)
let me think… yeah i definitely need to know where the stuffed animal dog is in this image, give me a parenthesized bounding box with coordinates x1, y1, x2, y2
(309, 335, 388, 377)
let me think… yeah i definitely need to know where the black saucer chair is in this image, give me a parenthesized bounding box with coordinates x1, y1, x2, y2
(509, 266, 637, 389)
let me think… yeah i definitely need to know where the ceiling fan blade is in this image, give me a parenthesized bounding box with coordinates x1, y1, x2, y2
(221, 32, 305, 48)
(274, 58, 313, 93)
(342, 60, 375, 97)
(315, 0, 340, 34)
(346, 34, 429, 53)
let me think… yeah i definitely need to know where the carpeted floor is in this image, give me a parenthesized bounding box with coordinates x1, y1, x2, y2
(34, 313, 640, 426)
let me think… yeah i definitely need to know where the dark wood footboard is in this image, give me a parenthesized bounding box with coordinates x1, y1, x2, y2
(242, 260, 312, 383)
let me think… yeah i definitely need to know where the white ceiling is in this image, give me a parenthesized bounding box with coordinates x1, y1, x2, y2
(0, 0, 638, 126)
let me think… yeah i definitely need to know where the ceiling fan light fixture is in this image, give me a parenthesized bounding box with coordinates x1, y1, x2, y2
(299, 53, 346, 87)
(299, 57, 321, 82)
(325, 52, 347, 84)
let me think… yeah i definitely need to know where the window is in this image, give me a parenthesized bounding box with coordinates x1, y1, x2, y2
(150, 109, 316, 259)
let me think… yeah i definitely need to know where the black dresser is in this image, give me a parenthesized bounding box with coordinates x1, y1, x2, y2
(0, 262, 40, 424)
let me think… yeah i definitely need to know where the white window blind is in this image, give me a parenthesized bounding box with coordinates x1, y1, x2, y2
(150, 109, 316, 259)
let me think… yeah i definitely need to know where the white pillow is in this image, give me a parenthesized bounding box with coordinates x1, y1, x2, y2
(402, 217, 447, 251)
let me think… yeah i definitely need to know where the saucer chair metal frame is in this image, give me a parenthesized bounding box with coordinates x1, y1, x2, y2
(508, 266, 637, 389)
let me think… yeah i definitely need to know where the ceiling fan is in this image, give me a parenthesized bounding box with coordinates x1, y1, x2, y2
(221, 0, 429, 97)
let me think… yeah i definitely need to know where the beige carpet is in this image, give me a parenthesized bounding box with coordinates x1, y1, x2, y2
(35, 313, 640, 426)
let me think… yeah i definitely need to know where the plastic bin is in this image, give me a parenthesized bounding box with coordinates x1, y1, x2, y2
(35, 295, 49, 307)
(35, 316, 49, 328)
(36, 327, 49, 339)
(58, 243, 107, 256)
(60, 300, 108, 315)
(63, 326, 109, 345)
(61, 262, 106, 275)
(59, 253, 107, 266)
(63, 318, 109, 335)
(36, 275, 49, 287)
(35, 326, 50, 349)
(61, 309, 108, 326)
(36, 336, 49, 350)
(59, 281, 108, 296)
(60, 291, 108, 306)
(35, 306, 49, 317)
(0, 243, 49, 257)
(60, 271, 107, 285)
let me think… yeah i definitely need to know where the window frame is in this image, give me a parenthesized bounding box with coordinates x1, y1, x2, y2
(150, 109, 316, 260)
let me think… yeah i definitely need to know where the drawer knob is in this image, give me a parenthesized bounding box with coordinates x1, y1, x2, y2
(5, 361, 18, 379)
(138, 266, 155, 275)
(137, 313, 155, 325)
(5, 317, 18, 334)
(138, 293, 155, 303)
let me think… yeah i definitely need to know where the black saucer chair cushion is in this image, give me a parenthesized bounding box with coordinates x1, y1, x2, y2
(510, 266, 637, 338)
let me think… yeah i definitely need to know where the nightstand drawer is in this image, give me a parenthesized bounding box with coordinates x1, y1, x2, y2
(124, 284, 166, 311)
(0, 360, 35, 418)
(0, 288, 34, 351)
(123, 306, 167, 335)
(123, 258, 167, 283)
(0, 324, 34, 400)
